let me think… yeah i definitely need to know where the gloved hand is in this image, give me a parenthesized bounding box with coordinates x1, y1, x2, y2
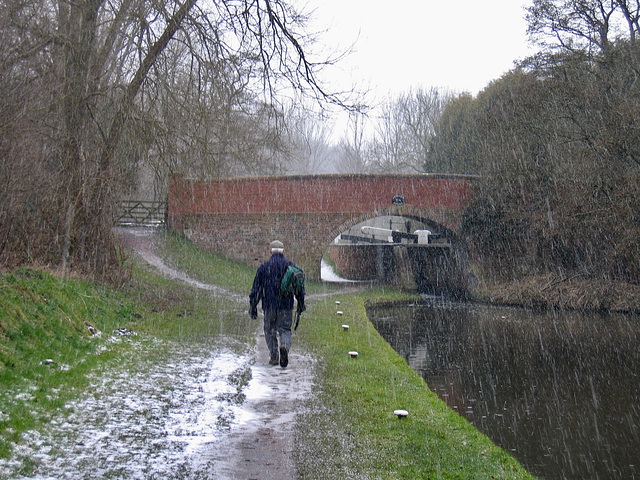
(249, 305, 258, 319)
(296, 302, 306, 315)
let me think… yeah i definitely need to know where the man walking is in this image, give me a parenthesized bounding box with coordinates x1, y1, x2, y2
(249, 240, 305, 367)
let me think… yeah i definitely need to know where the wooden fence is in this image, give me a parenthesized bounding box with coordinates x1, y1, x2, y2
(116, 200, 167, 227)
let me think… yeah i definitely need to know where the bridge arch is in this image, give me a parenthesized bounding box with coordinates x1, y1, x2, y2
(167, 173, 476, 286)
(323, 205, 461, 248)
(320, 206, 472, 293)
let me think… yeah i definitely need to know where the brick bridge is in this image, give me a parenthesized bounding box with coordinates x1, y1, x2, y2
(167, 173, 476, 283)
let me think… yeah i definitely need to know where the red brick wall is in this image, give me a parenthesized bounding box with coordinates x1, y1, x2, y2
(168, 174, 476, 279)
(177, 211, 355, 273)
(169, 173, 473, 215)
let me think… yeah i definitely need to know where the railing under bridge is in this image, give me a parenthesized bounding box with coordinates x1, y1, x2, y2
(116, 200, 167, 227)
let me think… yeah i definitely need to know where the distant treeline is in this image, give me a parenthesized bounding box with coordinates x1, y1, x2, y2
(446, 41, 640, 285)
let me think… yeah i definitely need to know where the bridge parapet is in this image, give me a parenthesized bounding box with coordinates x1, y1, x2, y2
(168, 173, 476, 279)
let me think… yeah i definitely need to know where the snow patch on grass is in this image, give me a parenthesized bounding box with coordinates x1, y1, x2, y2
(0, 340, 270, 479)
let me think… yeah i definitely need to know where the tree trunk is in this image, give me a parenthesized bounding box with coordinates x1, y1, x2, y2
(58, 0, 103, 271)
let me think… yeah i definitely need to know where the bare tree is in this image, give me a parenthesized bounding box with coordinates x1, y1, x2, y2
(137, 42, 290, 188)
(368, 87, 451, 173)
(335, 112, 370, 173)
(526, 0, 636, 53)
(401, 87, 452, 172)
(618, 0, 640, 39)
(281, 105, 334, 174)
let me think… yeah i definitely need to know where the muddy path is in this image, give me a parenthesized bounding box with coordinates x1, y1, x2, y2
(209, 339, 315, 479)
(1, 228, 315, 480)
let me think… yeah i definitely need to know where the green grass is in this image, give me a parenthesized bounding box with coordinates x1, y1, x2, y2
(122, 252, 254, 343)
(0, 268, 145, 458)
(156, 231, 342, 297)
(0, 232, 536, 478)
(155, 231, 256, 292)
(0, 247, 254, 462)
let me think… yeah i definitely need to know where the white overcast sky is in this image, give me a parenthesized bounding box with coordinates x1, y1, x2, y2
(298, 0, 535, 102)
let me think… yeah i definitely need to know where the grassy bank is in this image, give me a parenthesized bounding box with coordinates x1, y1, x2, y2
(1, 232, 535, 478)
(0, 268, 147, 458)
(0, 245, 252, 464)
(475, 273, 640, 313)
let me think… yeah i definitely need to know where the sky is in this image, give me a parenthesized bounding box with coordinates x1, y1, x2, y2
(294, 0, 536, 133)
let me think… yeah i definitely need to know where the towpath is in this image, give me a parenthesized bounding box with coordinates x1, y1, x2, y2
(116, 227, 315, 480)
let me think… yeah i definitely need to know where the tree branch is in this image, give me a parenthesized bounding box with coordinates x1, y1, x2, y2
(98, 0, 198, 172)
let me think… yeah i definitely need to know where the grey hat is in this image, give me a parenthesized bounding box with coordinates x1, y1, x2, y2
(270, 240, 284, 251)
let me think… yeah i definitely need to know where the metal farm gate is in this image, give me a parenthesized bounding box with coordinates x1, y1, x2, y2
(116, 200, 167, 227)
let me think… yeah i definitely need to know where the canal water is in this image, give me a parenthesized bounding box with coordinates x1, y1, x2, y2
(366, 300, 640, 480)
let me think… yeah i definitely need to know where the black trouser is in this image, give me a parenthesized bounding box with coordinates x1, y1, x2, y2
(263, 309, 293, 359)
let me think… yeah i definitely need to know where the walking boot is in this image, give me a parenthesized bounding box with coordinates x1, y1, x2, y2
(269, 355, 279, 366)
(279, 345, 289, 368)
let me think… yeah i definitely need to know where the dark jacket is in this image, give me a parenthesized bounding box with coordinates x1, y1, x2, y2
(249, 252, 295, 311)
